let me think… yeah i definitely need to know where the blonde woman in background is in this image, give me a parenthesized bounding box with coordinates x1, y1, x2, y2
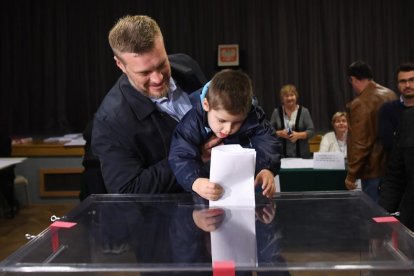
(270, 84, 315, 158)
(319, 112, 348, 158)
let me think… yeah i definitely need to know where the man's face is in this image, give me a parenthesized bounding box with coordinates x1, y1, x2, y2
(349, 76, 361, 94)
(397, 71, 414, 100)
(115, 36, 171, 99)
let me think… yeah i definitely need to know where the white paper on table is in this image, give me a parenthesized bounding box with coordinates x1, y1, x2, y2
(209, 144, 256, 207)
(281, 158, 314, 169)
(64, 138, 86, 147)
(0, 157, 27, 170)
(211, 207, 257, 266)
(313, 152, 345, 170)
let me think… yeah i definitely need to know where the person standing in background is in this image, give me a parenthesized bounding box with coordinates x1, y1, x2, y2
(378, 62, 414, 156)
(270, 84, 314, 159)
(345, 60, 397, 202)
(0, 130, 19, 218)
(379, 108, 414, 231)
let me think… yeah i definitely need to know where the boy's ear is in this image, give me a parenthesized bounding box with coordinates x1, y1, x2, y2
(202, 98, 210, 112)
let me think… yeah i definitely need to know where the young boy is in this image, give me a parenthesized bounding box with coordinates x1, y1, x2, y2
(169, 69, 281, 201)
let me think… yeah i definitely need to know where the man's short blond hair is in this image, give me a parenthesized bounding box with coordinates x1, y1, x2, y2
(108, 15, 162, 57)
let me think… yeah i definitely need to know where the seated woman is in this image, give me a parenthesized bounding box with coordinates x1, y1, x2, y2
(319, 112, 348, 158)
(270, 84, 315, 158)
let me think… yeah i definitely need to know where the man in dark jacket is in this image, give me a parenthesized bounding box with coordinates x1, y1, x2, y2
(379, 108, 414, 231)
(0, 131, 18, 218)
(378, 62, 414, 156)
(92, 15, 207, 194)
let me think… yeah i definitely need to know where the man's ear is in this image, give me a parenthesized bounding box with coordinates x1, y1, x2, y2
(114, 56, 126, 73)
(202, 98, 210, 112)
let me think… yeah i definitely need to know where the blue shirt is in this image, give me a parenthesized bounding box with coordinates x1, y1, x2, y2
(152, 78, 192, 121)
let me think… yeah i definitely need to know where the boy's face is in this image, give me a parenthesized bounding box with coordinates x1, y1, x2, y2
(203, 99, 246, 138)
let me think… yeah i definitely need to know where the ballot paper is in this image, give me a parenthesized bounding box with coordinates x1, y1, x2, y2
(211, 207, 257, 266)
(209, 144, 256, 207)
(313, 152, 345, 170)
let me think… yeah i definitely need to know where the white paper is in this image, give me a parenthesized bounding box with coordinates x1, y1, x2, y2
(0, 158, 27, 170)
(63, 133, 82, 139)
(313, 152, 345, 170)
(209, 144, 256, 207)
(281, 158, 314, 169)
(211, 207, 257, 266)
(64, 138, 86, 147)
(275, 175, 281, 193)
(43, 137, 71, 143)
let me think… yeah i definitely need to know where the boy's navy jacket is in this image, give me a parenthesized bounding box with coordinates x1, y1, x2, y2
(169, 89, 282, 191)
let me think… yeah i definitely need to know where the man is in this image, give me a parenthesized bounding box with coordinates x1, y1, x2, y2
(345, 60, 397, 202)
(378, 62, 414, 155)
(92, 15, 208, 194)
(0, 130, 18, 218)
(379, 108, 414, 231)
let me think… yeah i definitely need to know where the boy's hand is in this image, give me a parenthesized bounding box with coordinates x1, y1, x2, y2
(192, 178, 224, 201)
(256, 202, 276, 224)
(192, 208, 225, 232)
(254, 169, 276, 198)
(200, 135, 222, 163)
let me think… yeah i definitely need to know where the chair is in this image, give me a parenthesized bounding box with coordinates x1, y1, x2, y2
(14, 175, 30, 206)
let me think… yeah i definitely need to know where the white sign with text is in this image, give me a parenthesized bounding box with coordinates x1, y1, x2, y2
(313, 152, 345, 170)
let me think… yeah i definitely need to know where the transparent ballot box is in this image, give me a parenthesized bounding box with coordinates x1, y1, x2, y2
(1, 191, 414, 275)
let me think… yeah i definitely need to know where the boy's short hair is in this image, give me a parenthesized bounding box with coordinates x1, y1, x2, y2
(206, 69, 253, 115)
(108, 15, 162, 58)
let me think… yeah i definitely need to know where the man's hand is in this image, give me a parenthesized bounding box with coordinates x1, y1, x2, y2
(254, 169, 276, 198)
(200, 135, 223, 163)
(192, 208, 225, 232)
(192, 178, 224, 201)
(345, 177, 357, 190)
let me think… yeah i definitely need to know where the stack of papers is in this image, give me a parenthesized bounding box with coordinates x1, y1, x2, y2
(43, 133, 86, 147)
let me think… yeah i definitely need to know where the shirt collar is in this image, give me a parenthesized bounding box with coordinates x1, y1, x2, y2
(152, 77, 177, 104)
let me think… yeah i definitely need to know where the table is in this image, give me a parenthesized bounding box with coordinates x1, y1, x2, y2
(1, 191, 414, 275)
(12, 141, 84, 157)
(11, 140, 83, 203)
(279, 168, 347, 192)
(0, 157, 26, 170)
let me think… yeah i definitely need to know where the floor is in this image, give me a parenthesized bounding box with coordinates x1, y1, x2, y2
(0, 202, 77, 261)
